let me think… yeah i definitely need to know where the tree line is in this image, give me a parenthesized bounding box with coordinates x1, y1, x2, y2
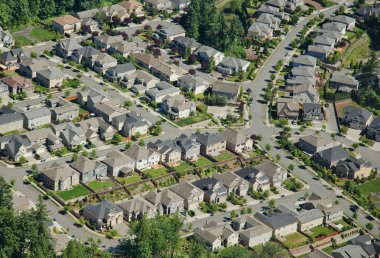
(0, 0, 119, 29)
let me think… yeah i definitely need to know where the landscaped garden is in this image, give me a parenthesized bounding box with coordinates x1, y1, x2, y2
(87, 180, 114, 192)
(282, 232, 309, 248)
(142, 167, 168, 178)
(56, 185, 91, 201)
(117, 173, 142, 185)
(157, 176, 177, 188)
(193, 156, 214, 167)
(214, 150, 235, 162)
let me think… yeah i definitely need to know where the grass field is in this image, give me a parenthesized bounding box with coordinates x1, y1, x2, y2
(117, 173, 142, 185)
(357, 178, 380, 195)
(14, 35, 33, 46)
(282, 232, 309, 248)
(174, 162, 193, 173)
(143, 167, 168, 178)
(214, 150, 235, 162)
(194, 156, 213, 167)
(56, 185, 91, 201)
(29, 27, 56, 42)
(343, 33, 370, 67)
(175, 112, 211, 127)
(309, 226, 334, 239)
(87, 180, 114, 191)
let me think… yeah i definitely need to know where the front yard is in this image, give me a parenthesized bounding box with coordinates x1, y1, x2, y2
(282, 232, 309, 249)
(56, 185, 91, 201)
(214, 150, 235, 162)
(193, 156, 213, 167)
(142, 167, 168, 178)
(87, 180, 114, 192)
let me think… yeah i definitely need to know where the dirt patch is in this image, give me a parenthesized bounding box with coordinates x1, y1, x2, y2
(335, 99, 359, 119)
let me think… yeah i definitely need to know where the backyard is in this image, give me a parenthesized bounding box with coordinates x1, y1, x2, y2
(281, 232, 309, 248)
(117, 173, 142, 185)
(193, 156, 213, 167)
(174, 111, 211, 127)
(309, 226, 334, 239)
(56, 185, 91, 201)
(87, 180, 114, 192)
(342, 33, 371, 67)
(214, 150, 235, 162)
(174, 161, 193, 173)
(143, 167, 168, 178)
(357, 178, 380, 195)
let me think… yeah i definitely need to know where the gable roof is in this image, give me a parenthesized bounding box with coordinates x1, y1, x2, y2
(314, 145, 350, 163)
(70, 156, 106, 173)
(53, 15, 80, 26)
(343, 106, 373, 123)
(84, 200, 123, 221)
(42, 163, 78, 181)
(254, 212, 297, 229)
(196, 133, 225, 146)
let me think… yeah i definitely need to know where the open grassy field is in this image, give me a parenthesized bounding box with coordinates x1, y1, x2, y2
(14, 35, 33, 46)
(194, 156, 213, 167)
(357, 178, 380, 195)
(87, 180, 114, 191)
(56, 185, 91, 201)
(117, 173, 142, 185)
(29, 27, 56, 42)
(214, 150, 235, 162)
(343, 33, 371, 67)
(143, 167, 168, 178)
(282, 232, 309, 248)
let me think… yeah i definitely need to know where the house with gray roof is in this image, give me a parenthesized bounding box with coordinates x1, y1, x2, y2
(175, 134, 201, 161)
(367, 117, 380, 142)
(196, 132, 226, 157)
(192, 177, 228, 203)
(212, 81, 241, 103)
(156, 24, 186, 41)
(53, 122, 86, 149)
(254, 212, 298, 237)
(83, 200, 123, 229)
(118, 197, 157, 222)
(313, 35, 336, 48)
(70, 156, 107, 183)
(104, 63, 136, 82)
(102, 150, 135, 177)
(213, 172, 249, 197)
(292, 83, 319, 104)
(145, 189, 184, 215)
(0, 48, 25, 70)
(247, 22, 273, 41)
(342, 106, 373, 130)
(222, 128, 253, 154)
(146, 81, 180, 103)
(49, 97, 79, 123)
(322, 22, 347, 35)
(356, 5, 380, 20)
(109, 41, 144, 58)
(195, 45, 225, 65)
(124, 144, 160, 171)
(277, 98, 300, 120)
(266, 0, 285, 8)
(332, 244, 369, 258)
(170, 182, 204, 210)
(177, 74, 210, 94)
(40, 163, 80, 191)
(147, 139, 182, 164)
(290, 66, 316, 78)
(295, 208, 325, 231)
(93, 35, 123, 50)
(161, 95, 196, 119)
(71, 46, 100, 65)
(217, 57, 250, 75)
(172, 36, 201, 53)
(19, 58, 49, 78)
(292, 55, 317, 68)
(308, 44, 334, 59)
(36, 67, 64, 88)
(78, 117, 114, 141)
(0, 27, 14, 48)
(335, 156, 373, 179)
(195, 222, 238, 251)
(287, 76, 317, 87)
(331, 15, 356, 30)
(232, 215, 273, 247)
(150, 60, 184, 82)
(55, 38, 82, 58)
(256, 13, 281, 29)
(120, 111, 150, 137)
(4, 134, 32, 162)
(234, 167, 271, 191)
(256, 5, 281, 18)
(302, 103, 324, 121)
(92, 53, 117, 74)
(0, 112, 23, 135)
(330, 73, 359, 93)
(121, 70, 159, 93)
(298, 135, 336, 154)
(253, 160, 287, 188)
(22, 107, 51, 130)
(312, 145, 350, 168)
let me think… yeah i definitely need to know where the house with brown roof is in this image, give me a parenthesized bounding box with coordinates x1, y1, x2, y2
(170, 182, 204, 210)
(1, 75, 34, 95)
(195, 222, 238, 251)
(213, 172, 249, 197)
(120, 0, 145, 17)
(52, 15, 81, 34)
(212, 81, 242, 103)
(277, 98, 300, 120)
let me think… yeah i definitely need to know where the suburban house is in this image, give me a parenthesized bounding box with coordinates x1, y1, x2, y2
(0, 27, 14, 48)
(121, 70, 159, 93)
(52, 122, 86, 149)
(266, 0, 286, 9)
(292, 83, 319, 104)
(156, 24, 186, 41)
(211, 81, 242, 103)
(55, 38, 82, 58)
(222, 128, 253, 154)
(146, 81, 180, 103)
(36, 67, 64, 88)
(39, 163, 80, 191)
(19, 58, 49, 78)
(256, 13, 281, 29)
(102, 150, 136, 177)
(134, 52, 158, 69)
(150, 60, 183, 82)
(22, 107, 51, 130)
(335, 156, 373, 179)
(1, 75, 33, 95)
(342, 107, 373, 130)
(253, 160, 287, 188)
(195, 45, 225, 65)
(254, 212, 298, 237)
(118, 197, 157, 222)
(48, 97, 79, 123)
(71, 46, 100, 65)
(293, 208, 325, 231)
(83, 200, 123, 229)
(234, 167, 271, 191)
(0, 112, 23, 135)
(170, 182, 204, 210)
(52, 15, 81, 34)
(297, 135, 337, 154)
(80, 17, 99, 33)
(290, 66, 315, 79)
(145, 0, 190, 11)
(120, 112, 150, 137)
(307, 44, 334, 59)
(175, 134, 201, 161)
(217, 57, 250, 75)
(109, 41, 144, 58)
(322, 22, 347, 35)
(92, 53, 118, 74)
(231, 215, 272, 247)
(104, 63, 136, 82)
(70, 156, 108, 183)
(93, 35, 123, 50)
(172, 36, 201, 54)
(77, 117, 115, 141)
(145, 190, 185, 215)
(192, 177, 228, 203)
(147, 139, 182, 164)
(332, 245, 369, 258)
(177, 74, 210, 94)
(247, 22, 273, 41)
(330, 73, 359, 92)
(195, 222, 238, 251)
(213, 172, 249, 197)
(356, 4, 380, 20)
(0, 48, 26, 71)
(123, 144, 160, 171)
(161, 95, 196, 119)
(256, 5, 281, 18)
(291, 55, 317, 68)
(302, 103, 324, 121)
(119, 0, 145, 17)
(313, 35, 335, 48)
(312, 145, 350, 168)
(196, 133, 226, 157)
(367, 117, 380, 142)
(4, 134, 32, 162)
(331, 15, 356, 30)
(277, 98, 300, 120)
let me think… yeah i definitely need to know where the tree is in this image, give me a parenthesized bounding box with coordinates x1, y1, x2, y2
(366, 222, 374, 230)
(230, 210, 237, 219)
(123, 100, 133, 107)
(251, 241, 291, 258)
(288, 164, 295, 171)
(268, 199, 276, 211)
(125, 141, 132, 149)
(90, 149, 97, 160)
(72, 153, 78, 161)
(82, 150, 89, 158)
(275, 154, 281, 161)
(18, 156, 27, 165)
(31, 163, 39, 173)
(352, 143, 359, 150)
(138, 139, 145, 147)
(154, 125, 162, 135)
(265, 144, 271, 151)
(112, 133, 123, 144)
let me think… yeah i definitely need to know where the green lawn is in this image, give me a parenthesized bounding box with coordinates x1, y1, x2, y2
(56, 185, 91, 201)
(143, 167, 168, 178)
(29, 27, 56, 42)
(174, 162, 193, 173)
(357, 178, 380, 195)
(309, 226, 334, 239)
(175, 112, 211, 127)
(193, 156, 213, 167)
(214, 150, 235, 162)
(282, 232, 309, 248)
(14, 35, 33, 46)
(117, 173, 142, 185)
(334, 219, 351, 228)
(343, 34, 370, 67)
(323, 242, 348, 254)
(246, 7, 256, 16)
(87, 180, 114, 191)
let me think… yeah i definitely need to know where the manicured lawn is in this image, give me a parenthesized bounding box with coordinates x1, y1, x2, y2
(117, 173, 142, 185)
(357, 179, 380, 195)
(29, 27, 56, 42)
(143, 167, 168, 178)
(174, 162, 193, 173)
(56, 185, 91, 201)
(214, 150, 235, 162)
(193, 156, 213, 167)
(87, 180, 114, 191)
(14, 35, 33, 46)
(343, 34, 370, 67)
(309, 226, 334, 239)
(334, 219, 351, 228)
(175, 112, 211, 127)
(323, 242, 348, 254)
(282, 232, 309, 248)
